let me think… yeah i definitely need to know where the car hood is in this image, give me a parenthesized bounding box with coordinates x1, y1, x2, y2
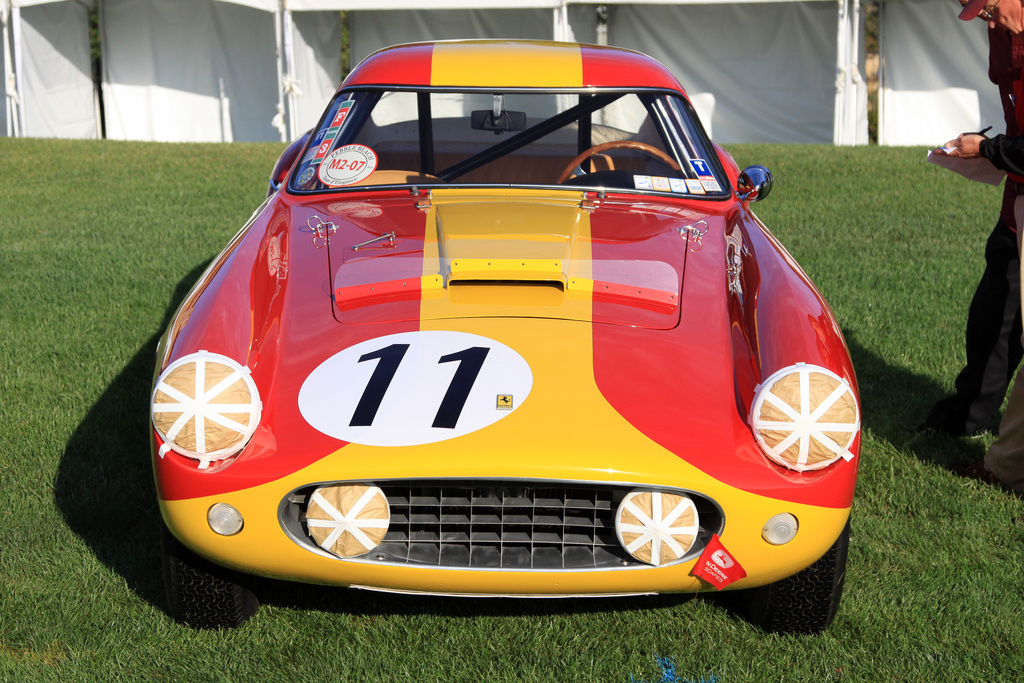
(322, 189, 706, 330)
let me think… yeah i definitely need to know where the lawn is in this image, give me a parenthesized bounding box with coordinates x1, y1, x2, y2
(1, 138, 1022, 681)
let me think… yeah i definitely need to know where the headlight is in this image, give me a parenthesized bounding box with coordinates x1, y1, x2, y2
(749, 363, 859, 472)
(151, 351, 262, 468)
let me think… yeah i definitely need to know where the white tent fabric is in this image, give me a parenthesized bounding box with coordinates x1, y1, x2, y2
(4, 0, 864, 144)
(101, 0, 281, 142)
(287, 0, 561, 10)
(878, 0, 995, 146)
(284, 9, 341, 138)
(608, 1, 846, 144)
(4, 0, 96, 138)
(286, 4, 596, 140)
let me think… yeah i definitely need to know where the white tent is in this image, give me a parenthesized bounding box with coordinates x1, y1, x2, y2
(281, 1, 596, 140)
(100, 0, 282, 142)
(3, 0, 97, 138)
(283, 0, 866, 145)
(600, 0, 867, 144)
(5, 0, 868, 144)
(877, 0, 996, 146)
(96, 0, 596, 143)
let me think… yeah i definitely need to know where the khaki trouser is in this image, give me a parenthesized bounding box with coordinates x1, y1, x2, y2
(984, 193, 1024, 491)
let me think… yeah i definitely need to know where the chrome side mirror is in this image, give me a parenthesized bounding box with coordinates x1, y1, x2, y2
(737, 165, 773, 202)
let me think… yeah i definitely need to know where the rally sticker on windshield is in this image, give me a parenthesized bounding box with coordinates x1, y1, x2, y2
(299, 331, 533, 446)
(634, 175, 692, 194)
(318, 145, 378, 187)
(691, 159, 723, 193)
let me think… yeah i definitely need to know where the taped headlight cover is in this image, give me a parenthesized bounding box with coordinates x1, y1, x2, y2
(749, 363, 859, 472)
(151, 351, 262, 467)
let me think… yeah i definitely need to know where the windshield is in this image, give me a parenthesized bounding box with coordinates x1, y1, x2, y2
(290, 88, 727, 197)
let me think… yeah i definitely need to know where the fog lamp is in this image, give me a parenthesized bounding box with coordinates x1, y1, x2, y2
(614, 490, 700, 566)
(762, 513, 799, 545)
(208, 503, 244, 536)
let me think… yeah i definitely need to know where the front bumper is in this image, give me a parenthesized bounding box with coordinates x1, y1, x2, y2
(159, 451, 851, 595)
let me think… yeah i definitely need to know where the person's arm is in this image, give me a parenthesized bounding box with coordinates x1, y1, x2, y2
(979, 134, 1024, 177)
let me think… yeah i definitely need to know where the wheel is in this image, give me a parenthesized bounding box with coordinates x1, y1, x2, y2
(557, 140, 680, 183)
(161, 525, 259, 629)
(743, 519, 850, 634)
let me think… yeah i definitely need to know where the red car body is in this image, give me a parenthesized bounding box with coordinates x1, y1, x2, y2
(151, 41, 859, 632)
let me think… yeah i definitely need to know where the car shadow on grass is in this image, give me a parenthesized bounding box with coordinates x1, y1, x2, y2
(843, 328, 993, 469)
(54, 262, 213, 613)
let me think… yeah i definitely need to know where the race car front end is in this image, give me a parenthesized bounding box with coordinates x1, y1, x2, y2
(151, 188, 859, 620)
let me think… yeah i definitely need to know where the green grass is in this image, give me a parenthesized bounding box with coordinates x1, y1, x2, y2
(2, 138, 1023, 681)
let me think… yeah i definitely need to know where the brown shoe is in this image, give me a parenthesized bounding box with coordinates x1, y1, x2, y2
(949, 460, 1004, 487)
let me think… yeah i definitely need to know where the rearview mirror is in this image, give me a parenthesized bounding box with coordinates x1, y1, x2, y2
(471, 110, 527, 133)
(737, 165, 773, 202)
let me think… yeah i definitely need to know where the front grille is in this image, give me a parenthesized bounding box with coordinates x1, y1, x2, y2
(280, 479, 724, 570)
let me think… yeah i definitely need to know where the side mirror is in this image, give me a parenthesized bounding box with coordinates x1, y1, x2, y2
(268, 131, 311, 197)
(736, 165, 772, 202)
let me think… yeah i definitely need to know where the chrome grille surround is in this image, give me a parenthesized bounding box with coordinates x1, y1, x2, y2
(280, 479, 724, 570)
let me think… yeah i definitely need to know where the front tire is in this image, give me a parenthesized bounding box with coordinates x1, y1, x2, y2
(161, 525, 259, 629)
(744, 519, 850, 634)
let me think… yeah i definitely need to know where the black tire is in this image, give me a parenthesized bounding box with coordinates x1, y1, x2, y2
(161, 525, 260, 629)
(744, 518, 850, 634)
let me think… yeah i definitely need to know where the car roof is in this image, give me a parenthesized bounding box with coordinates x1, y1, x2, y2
(341, 40, 686, 92)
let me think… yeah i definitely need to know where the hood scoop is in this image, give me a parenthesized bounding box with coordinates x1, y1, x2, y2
(332, 193, 686, 329)
(447, 257, 567, 287)
(434, 199, 579, 287)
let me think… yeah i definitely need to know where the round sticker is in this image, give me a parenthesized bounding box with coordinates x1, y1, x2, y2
(297, 167, 315, 186)
(317, 145, 378, 187)
(299, 331, 533, 447)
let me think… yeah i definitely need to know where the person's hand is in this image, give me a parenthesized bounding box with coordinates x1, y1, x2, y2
(944, 133, 986, 158)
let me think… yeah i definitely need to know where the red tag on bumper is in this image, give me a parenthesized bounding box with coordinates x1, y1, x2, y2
(693, 534, 746, 589)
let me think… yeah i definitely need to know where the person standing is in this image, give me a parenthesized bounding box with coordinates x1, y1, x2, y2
(946, 0, 1024, 490)
(923, 26, 1024, 438)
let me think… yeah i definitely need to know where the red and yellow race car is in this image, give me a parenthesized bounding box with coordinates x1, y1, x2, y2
(151, 40, 860, 632)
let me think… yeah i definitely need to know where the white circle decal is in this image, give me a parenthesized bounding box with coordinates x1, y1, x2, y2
(317, 145, 378, 187)
(299, 331, 533, 446)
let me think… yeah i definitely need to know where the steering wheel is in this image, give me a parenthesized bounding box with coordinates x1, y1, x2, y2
(557, 140, 681, 184)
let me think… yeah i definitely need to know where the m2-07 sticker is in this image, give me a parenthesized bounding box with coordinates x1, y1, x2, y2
(298, 331, 533, 446)
(318, 145, 378, 187)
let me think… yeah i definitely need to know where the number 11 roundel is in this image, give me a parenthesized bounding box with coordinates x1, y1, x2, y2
(298, 331, 533, 447)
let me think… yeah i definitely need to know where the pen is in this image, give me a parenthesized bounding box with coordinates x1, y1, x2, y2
(978, 125, 993, 136)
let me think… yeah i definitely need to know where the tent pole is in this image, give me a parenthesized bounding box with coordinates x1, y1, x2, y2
(833, 0, 848, 145)
(2, 0, 13, 137)
(850, 0, 866, 145)
(876, 0, 886, 146)
(11, 2, 23, 136)
(283, 6, 297, 141)
(275, 2, 287, 143)
(554, 1, 567, 42)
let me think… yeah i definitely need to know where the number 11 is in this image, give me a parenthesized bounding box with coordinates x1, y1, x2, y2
(348, 344, 490, 429)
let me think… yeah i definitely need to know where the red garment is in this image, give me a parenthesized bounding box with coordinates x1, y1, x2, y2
(991, 28, 1024, 222)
